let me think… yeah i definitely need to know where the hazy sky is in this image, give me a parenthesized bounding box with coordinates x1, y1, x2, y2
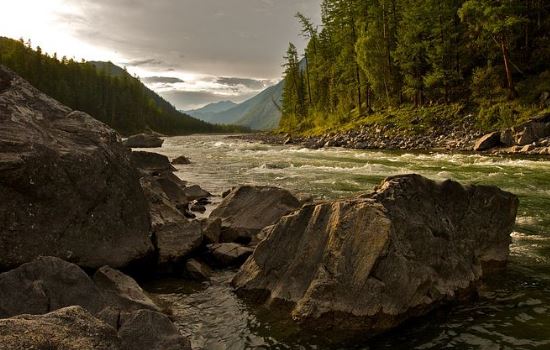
(0, 0, 321, 110)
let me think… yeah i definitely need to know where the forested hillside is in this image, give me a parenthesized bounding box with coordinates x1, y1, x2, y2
(0, 37, 245, 135)
(281, 0, 550, 134)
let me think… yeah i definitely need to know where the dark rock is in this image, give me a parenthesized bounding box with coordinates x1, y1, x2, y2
(172, 155, 191, 165)
(500, 129, 514, 147)
(207, 243, 254, 267)
(185, 259, 212, 281)
(156, 221, 203, 266)
(191, 203, 207, 213)
(222, 189, 232, 198)
(473, 132, 501, 151)
(118, 309, 191, 350)
(131, 151, 175, 173)
(0, 66, 153, 270)
(0, 306, 121, 350)
(233, 175, 518, 337)
(202, 218, 222, 244)
(210, 185, 300, 243)
(93, 266, 160, 312)
(183, 210, 196, 219)
(184, 185, 212, 201)
(123, 133, 164, 148)
(0, 256, 106, 318)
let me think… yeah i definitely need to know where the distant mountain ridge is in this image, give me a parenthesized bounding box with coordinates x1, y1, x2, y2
(187, 80, 284, 130)
(185, 100, 237, 119)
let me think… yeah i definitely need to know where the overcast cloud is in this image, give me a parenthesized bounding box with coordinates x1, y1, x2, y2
(53, 0, 322, 109)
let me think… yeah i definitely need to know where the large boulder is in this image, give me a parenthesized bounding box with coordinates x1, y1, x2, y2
(210, 186, 300, 243)
(233, 175, 518, 337)
(0, 306, 121, 350)
(123, 133, 164, 148)
(0, 256, 106, 318)
(0, 66, 153, 270)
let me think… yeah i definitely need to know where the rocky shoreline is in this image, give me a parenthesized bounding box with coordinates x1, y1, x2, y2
(0, 65, 521, 349)
(234, 113, 550, 157)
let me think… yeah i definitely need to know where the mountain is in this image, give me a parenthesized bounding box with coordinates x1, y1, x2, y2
(0, 37, 246, 135)
(191, 80, 283, 130)
(185, 100, 237, 120)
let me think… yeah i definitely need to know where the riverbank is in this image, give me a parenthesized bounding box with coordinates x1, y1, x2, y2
(236, 117, 550, 157)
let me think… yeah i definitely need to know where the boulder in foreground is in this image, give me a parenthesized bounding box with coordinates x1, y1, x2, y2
(0, 65, 153, 270)
(233, 175, 518, 337)
(0, 306, 121, 350)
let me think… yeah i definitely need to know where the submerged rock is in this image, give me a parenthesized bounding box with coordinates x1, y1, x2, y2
(172, 155, 192, 165)
(210, 185, 300, 243)
(233, 175, 518, 337)
(0, 65, 153, 270)
(124, 133, 164, 148)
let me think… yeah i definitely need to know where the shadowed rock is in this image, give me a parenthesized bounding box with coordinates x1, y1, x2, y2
(124, 134, 164, 148)
(233, 175, 518, 337)
(0, 257, 106, 318)
(93, 266, 161, 312)
(210, 185, 300, 243)
(119, 309, 191, 350)
(0, 65, 153, 270)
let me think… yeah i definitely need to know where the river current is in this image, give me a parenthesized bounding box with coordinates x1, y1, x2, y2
(144, 134, 550, 350)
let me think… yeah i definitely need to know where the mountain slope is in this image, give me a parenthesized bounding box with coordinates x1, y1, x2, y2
(185, 101, 237, 120)
(201, 80, 283, 130)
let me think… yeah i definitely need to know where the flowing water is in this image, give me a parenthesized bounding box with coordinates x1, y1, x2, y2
(144, 134, 550, 350)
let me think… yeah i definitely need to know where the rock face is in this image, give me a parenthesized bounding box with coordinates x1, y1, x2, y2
(233, 175, 518, 336)
(0, 306, 122, 350)
(0, 65, 153, 270)
(123, 133, 164, 148)
(473, 132, 501, 151)
(210, 186, 300, 243)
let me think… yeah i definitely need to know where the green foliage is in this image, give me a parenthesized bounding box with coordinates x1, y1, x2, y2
(0, 37, 247, 135)
(280, 0, 550, 134)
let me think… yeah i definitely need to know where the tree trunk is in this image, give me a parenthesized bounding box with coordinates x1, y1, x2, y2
(500, 39, 517, 99)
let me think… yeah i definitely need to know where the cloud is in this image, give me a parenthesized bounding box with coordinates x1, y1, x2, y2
(216, 77, 270, 90)
(61, 0, 322, 78)
(142, 76, 184, 84)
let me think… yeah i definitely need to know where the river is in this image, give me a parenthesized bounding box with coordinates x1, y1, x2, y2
(143, 134, 550, 350)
